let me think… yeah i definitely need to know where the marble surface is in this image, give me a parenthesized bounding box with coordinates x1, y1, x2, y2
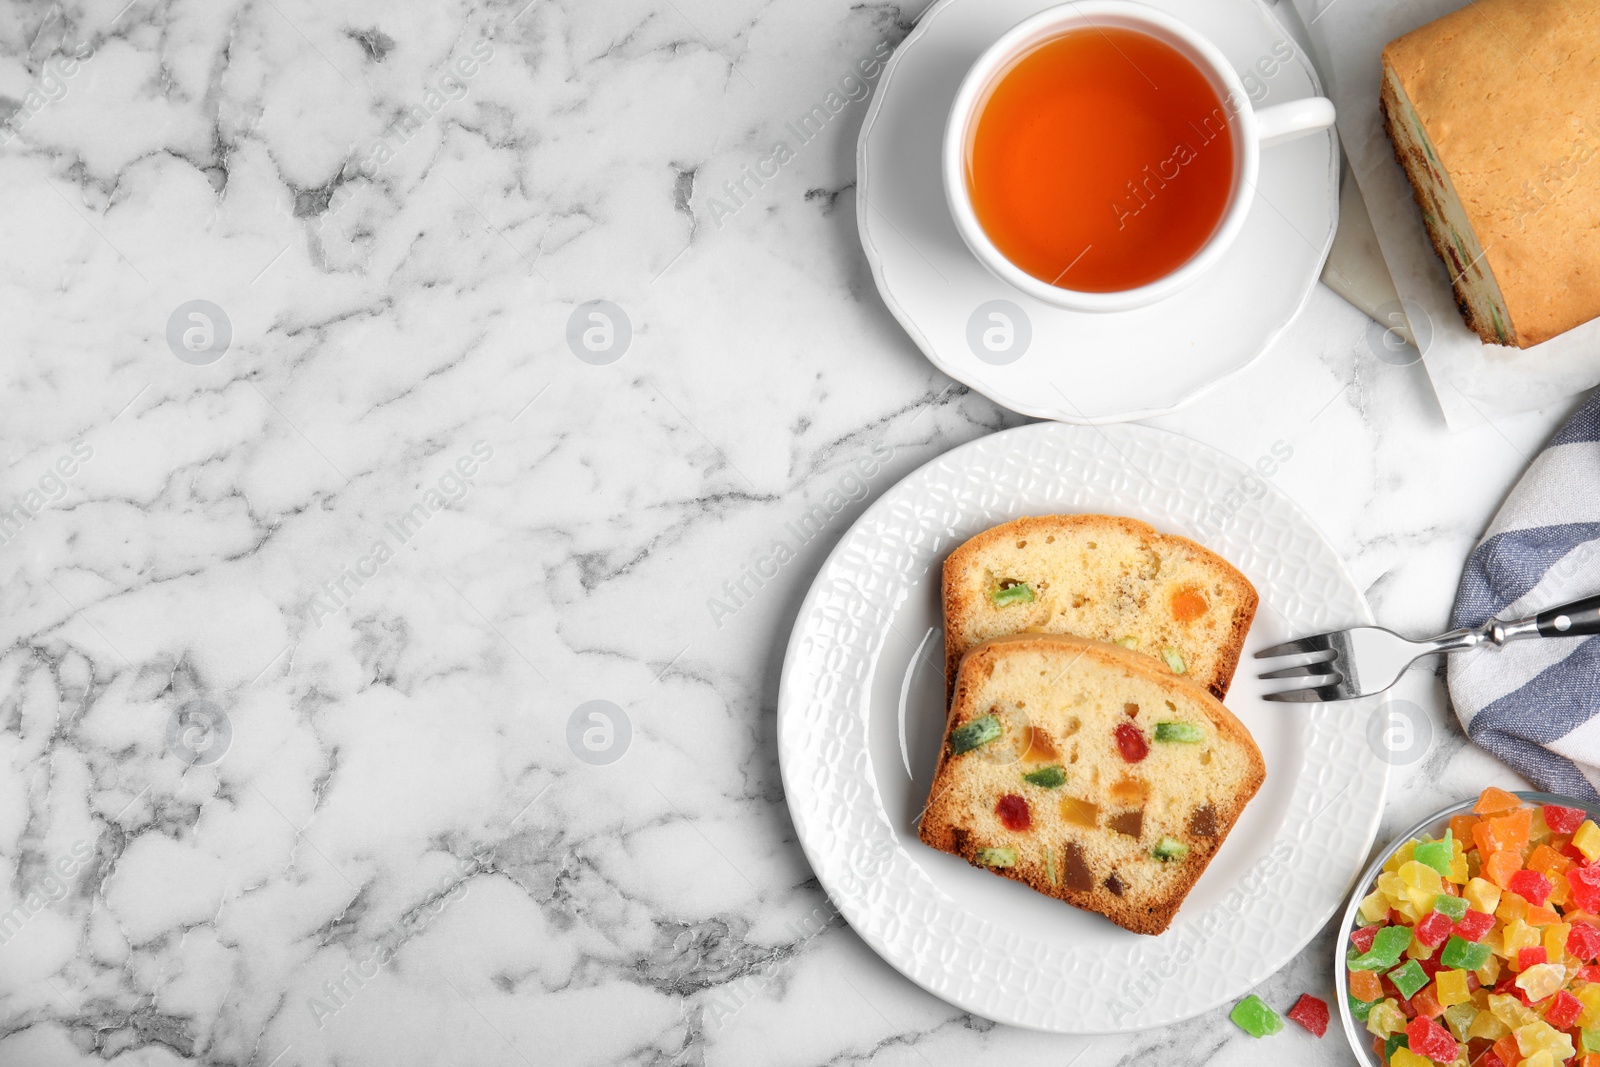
(0, 0, 1581, 1065)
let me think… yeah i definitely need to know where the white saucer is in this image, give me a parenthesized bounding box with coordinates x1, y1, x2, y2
(857, 0, 1339, 424)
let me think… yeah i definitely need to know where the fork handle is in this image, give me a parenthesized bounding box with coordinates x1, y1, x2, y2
(1534, 592, 1600, 638)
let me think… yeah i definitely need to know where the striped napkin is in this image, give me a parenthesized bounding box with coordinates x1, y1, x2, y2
(1449, 391, 1600, 801)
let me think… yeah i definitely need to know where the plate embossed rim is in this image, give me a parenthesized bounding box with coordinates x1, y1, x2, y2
(777, 422, 1388, 1032)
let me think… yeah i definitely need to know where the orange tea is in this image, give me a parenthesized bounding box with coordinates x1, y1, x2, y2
(966, 26, 1237, 293)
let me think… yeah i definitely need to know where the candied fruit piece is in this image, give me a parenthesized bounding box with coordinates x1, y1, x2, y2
(1367, 998, 1408, 1037)
(1513, 961, 1563, 1001)
(1574, 984, 1600, 1027)
(1349, 993, 1376, 1022)
(1154, 721, 1203, 743)
(1527, 844, 1570, 877)
(1573, 819, 1600, 861)
(1516, 946, 1547, 970)
(1022, 765, 1066, 788)
(1466, 877, 1502, 915)
(1475, 787, 1522, 815)
(1229, 994, 1283, 1038)
(1454, 909, 1494, 943)
(1508, 869, 1553, 907)
(976, 846, 1015, 868)
(1490, 809, 1533, 853)
(1060, 841, 1093, 891)
(1389, 1048, 1431, 1067)
(1492, 1032, 1523, 1065)
(1188, 803, 1218, 838)
(1286, 993, 1328, 1037)
(1450, 813, 1481, 844)
(1113, 722, 1148, 763)
(1435, 968, 1471, 1007)
(1483, 850, 1522, 890)
(1503, 919, 1539, 958)
(1352, 925, 1417, 971)
(995, 794, 1031, 831)
(1349, 969, 1384, 1003)
(1441, 935, 1492, 971)
(1351, 924, 1381, 953)
(1544, 989, 1584, 1029)
(1545, 804, 1587, 835)
(1405, 1015, 1459, 1062)
(1583, 1026, 1600, 1054)
(1411, 983, 1444, 1019)
(1416, 911, 1455, 948)
(950, 714, 1001, 754)
(1469, 1007, 1511, 1039)
(1433, 895, 1468, 922)
(1540, 922, 1569, 961)
(1151, 837, 1188, 862)
(1390, 959, 1430, 1000)
(1524, 903, 1562, 926)
(1108, 810, 1143, 838)
(1414, 832, 1455, 877)
(1570, 865, 1600, 912)
(1360, 890, 1391, 924)
(1488, 993, 1538, 1028)
(1060, 796, 1099, 829)
(1569, 921, 1600, 961)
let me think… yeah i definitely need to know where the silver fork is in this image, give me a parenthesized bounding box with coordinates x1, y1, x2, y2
(1254, 592, 1600, 702)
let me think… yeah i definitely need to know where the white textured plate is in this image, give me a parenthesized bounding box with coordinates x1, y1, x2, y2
(777, 423, 1387, 1032)
(857, 0, 1339, 424)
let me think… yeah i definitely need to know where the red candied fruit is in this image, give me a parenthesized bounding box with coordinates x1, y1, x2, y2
(1517, 946, 1547, 970)
(1508, 869, 1553, 907)
(1544, 989, 1584, 1029)
(1286, 993, 1328, 1037)
(1416, 910, 1454, 948)
(1477, 1053, 1508, 1067)
(1570, 865, 1600, 911)
(1114, 722, 1148, 763)
(1351, 924, 1381, 953)
(1568, 921, 1600, 961)
(1543, 804, 1586, 834)
(1454, 909, 1495, 942)
(1405, 1016, 1457, 1062)
(1562, 843, 1596, 868)
(1578, 964, 1600, 983)
(996, 794, 1031, 831)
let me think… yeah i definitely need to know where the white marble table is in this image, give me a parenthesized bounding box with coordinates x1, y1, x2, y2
(0, 1, 1577, 1064)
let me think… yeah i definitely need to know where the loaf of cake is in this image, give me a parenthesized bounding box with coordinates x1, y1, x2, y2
(943, 515, 1257, 701)
(919, 634, 1265, 934)
(1380, 0, 1600, 348)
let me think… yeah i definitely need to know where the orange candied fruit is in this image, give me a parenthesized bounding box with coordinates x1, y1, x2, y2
(1484, 849, 1524, 890)
(1493, 1034, 1522, 1066)
(1349, 970, 1383, 1003)
(1450, 814, 1481, 844)
(1528, 844, 1572, 876)
(1474, 786, 1522, 815)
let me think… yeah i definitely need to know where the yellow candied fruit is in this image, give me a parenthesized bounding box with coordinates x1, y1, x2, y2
(1543, 922, 1571, 961)
(1443, 1000, 1477, 1040)
(1401, 859, 1444, 892)
(1515, 962, 1566, 1001)
(1467, 876, 1502, 915)
(1530, 808, 1553, 845)
(1503, 919, 1540, 961)
(1436, 968, 1472, 1007)
(1367, 998, 1407, 1038)
(1490, 993, 1539, 1029)
(1389, 1049, 1432, 1067)
(1378, 871, 1406, 909)
(1574, 819, 1600, 862)
(1469, 1008, 1511, 1040)
(1448, 850, 1469, 885)
(1476, 952, 1502, 987)
(1498, 892, 1530, 925)
(1517, 1051, 1554, 1067)
(1574, 983, 1600, 1027)
(1406, 935, 1435, 960)
(1515, 1019, 1575, 1061)
(1386, 840, 1419, 873)
(1359, 890, 1390, 924)
(1549, 871, 1572, 908)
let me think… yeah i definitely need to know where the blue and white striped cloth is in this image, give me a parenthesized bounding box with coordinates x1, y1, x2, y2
(1449, 390, 1600, 801)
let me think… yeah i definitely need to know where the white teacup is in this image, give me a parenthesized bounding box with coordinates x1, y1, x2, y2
(943, 0, 1336, 313)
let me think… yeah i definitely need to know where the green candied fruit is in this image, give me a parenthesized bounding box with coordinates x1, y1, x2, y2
(1349, 925, 1414, 971)
(1160, 647, 1186, 674)
(990, 580, 1035, 607)
(1583, 1027, 1600, 1054)
(1151, 837, 1190, 862)
(976, 846, 1016, 868)
(1439, 935, 1491, 971)
(1349, 993, 1376, 1022)
(1387, 959, 1429, 1000)
(1229, 994, 1284, 1038)
(1384, 1034, 1410, 1062)
(1154, 721, 1204, 743)
(1115, 635, 1139, 650)
(1412, 830, 1454, 877)
(950, 714, 1001, 755)
(1022, 765, 1066, 788)
(1431, 894, 1468, 922)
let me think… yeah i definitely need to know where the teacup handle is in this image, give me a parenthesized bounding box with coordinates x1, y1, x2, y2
(1255, 97, 1337, 148)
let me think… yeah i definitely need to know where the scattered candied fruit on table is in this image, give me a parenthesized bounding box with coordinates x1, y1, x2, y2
(1285, 993, 1328, 1037)
(1228, 994, 1283, 1038)
(1343, 788, 1600, 1067)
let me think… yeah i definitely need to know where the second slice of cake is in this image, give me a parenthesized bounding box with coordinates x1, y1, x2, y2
(919, 634, 1265, 935)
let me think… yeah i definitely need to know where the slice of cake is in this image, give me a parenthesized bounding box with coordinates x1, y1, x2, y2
(943, 515, 1257, 701)
(919, 634, 1265, 935)
(1380, 0, 1600, 348)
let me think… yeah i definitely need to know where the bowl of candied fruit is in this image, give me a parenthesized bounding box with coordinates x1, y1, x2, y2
(1337, 788, 1600, 1067)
